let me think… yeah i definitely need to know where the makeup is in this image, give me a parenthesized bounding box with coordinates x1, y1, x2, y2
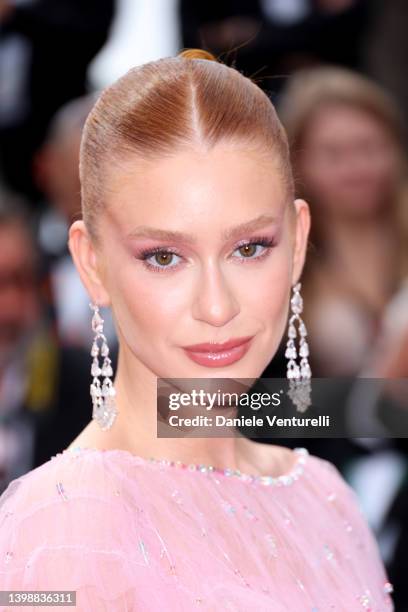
(182, 336, 253, 367)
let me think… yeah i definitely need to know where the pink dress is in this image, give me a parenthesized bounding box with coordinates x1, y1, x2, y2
(0, 446, 394, 611)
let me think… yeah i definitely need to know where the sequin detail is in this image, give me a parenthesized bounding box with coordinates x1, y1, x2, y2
(1, 443, 394, 610)
(56, 481, 68, 501)
(59, 446, 309, 487)
(358, 589, 372, 608)
(4, 551, 13, 563)
(383, 581, 394, 594)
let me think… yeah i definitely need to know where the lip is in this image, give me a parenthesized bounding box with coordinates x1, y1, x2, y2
(184, 336, 254, 352)
(182, 336, 254, 368)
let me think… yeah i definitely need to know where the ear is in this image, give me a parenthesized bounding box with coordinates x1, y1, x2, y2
(68, 220, 111, 306)
(291, 198, 311, 286)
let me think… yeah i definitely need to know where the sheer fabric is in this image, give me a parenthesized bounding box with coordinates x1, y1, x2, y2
(0, 446, 394, 611)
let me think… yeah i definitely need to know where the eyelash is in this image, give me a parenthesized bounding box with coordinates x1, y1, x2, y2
(136, 235, 276, 274)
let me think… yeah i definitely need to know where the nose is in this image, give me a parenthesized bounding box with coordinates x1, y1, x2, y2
(191, 260, 240, 327)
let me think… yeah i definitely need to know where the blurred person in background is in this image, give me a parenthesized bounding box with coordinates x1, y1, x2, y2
(337, 288, 408, 611)
(349, 277, 408, 611)
(0, 0, 115, 205)
(278, 66, 408, 377)
(0, 187, 95, 494)
(279, 66, 408, 609)
(180, 0, 368, 100)
(363, 0, 408, 148)
(0, 189, 40, 491)
(33, 95, 117, 350)
(364, 277, 408, 381)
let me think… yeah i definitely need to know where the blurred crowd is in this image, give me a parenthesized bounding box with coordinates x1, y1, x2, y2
(0, 0, 408, 608)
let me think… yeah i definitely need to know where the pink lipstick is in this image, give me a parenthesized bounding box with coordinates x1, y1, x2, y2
(182, 336, 253, 367)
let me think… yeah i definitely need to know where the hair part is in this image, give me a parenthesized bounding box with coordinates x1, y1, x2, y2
(80, 49, 295, 243)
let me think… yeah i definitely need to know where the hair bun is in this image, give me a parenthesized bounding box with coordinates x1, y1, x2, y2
(178, 48, 217, 62)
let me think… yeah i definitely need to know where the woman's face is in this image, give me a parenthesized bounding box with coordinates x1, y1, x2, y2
(70, 144, 309, 379)
(296, 104, 401, 217)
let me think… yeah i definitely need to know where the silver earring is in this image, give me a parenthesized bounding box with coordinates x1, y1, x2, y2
(89, 302, 118, 430)
(285, 282, 312, 412)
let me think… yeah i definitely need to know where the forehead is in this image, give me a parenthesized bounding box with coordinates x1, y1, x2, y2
(104, 144, 288, 231)
(304, 103, 391, 144)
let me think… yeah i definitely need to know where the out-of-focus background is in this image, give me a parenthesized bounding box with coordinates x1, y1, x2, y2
(0, 0, 408, 607)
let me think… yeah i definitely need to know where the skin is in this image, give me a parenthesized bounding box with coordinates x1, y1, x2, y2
(296, 103, 402, 319)
(68, 143, 310, 476)
(296, 103, 401, 219)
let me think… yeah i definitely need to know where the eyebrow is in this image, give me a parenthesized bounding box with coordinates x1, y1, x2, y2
(127, 214, 280, 243)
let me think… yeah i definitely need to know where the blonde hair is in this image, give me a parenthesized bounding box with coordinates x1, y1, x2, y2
(279, 65, 408, 281)
(279, 65, 405, 161)
(79, 48, 295, 243)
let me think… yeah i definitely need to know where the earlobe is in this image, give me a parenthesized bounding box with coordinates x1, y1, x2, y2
(291, 199, 311, 286)
(68, 220, 111, 306)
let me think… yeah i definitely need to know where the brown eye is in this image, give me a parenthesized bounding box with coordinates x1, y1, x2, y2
(155, 252, 173, 266)
(139, 248, 183, 272)
(238, 244, 257, 257)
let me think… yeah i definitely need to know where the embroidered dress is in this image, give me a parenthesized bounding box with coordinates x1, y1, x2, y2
(0, 446, 394, 611)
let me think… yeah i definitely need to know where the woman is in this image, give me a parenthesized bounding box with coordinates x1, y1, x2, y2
(0, 49, 394, 610)
(278, 66, 408, 377)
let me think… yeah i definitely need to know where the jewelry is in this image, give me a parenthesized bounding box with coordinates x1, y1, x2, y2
(63, 446, 309, 487)
(285, 282, 312, 412)
(89, 303, 118, 430)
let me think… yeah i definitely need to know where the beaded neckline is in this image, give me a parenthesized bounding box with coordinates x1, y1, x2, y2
(59, 445, 309, 487)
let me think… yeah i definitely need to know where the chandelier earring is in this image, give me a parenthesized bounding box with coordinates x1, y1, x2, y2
(285, 282, 312, 412)
(89, 302, 118, 430)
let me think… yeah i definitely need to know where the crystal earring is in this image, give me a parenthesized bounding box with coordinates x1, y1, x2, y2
(285, 282, 312, 412)
(89, 302, 118, 430)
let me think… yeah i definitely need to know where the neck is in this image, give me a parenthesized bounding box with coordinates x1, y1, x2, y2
(89, 344, 258, 472)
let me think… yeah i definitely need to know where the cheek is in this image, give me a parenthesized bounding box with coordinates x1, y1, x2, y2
(317, 168, 342, 195)
(107, 241, 292, 363)
(112, 269, 184, 344)
(372, 154, 400, 189)
(241, 245, 292, 338)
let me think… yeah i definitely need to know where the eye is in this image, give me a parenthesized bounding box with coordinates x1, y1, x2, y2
(137, 235, 276, 273)
(139, 248, 182, 272)
(232, 236, 275, 261)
